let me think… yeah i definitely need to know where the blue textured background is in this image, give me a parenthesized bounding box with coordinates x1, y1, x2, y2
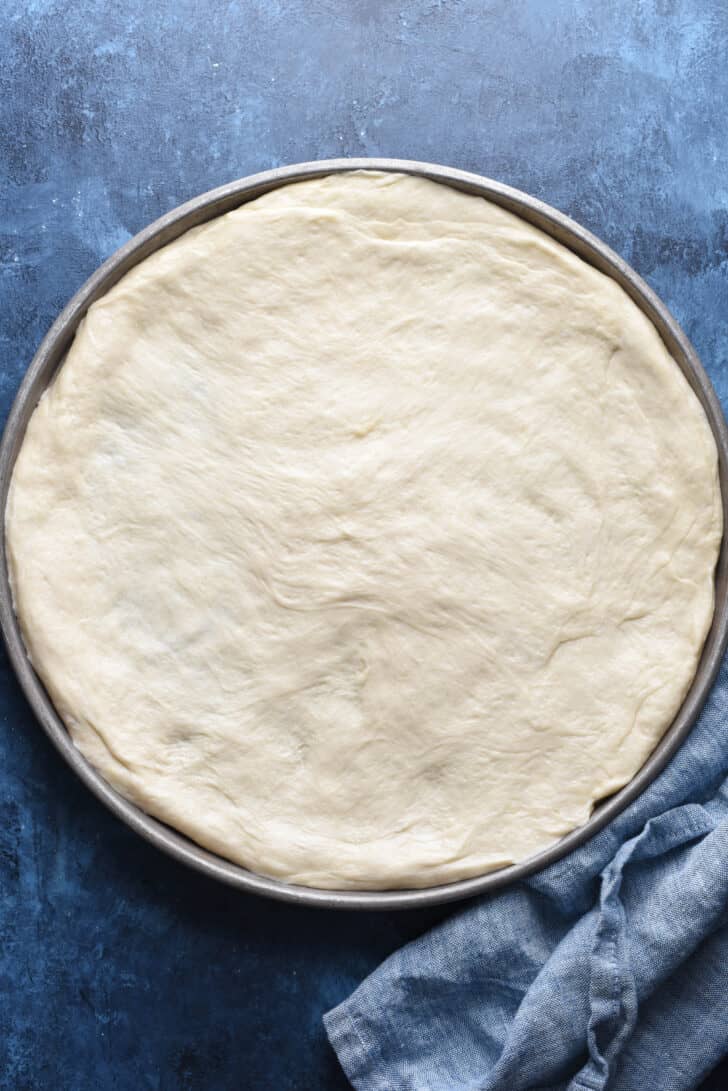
(2, 2, 728, 1088)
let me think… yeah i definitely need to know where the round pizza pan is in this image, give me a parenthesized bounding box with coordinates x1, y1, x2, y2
(1, 158, 727, 910)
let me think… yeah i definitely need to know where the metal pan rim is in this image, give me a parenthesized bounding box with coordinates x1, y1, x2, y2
(2, 157, 727, 910)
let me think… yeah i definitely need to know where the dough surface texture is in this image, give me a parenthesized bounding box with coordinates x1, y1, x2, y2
(6, 171, 722, 889)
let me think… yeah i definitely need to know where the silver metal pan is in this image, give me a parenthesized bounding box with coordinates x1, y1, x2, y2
(2, 158, 727, 909)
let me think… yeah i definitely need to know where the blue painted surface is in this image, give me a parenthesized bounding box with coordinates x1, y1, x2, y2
(1, 2, 727, 1087)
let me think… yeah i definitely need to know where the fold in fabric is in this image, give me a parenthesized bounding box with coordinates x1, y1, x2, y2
(325, 660, 728, 1091)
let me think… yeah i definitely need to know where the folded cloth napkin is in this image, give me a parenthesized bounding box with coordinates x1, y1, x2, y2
(325, 657, 728, 1091)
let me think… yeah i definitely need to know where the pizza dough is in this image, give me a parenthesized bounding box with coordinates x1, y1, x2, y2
(6, 171, 722, 889)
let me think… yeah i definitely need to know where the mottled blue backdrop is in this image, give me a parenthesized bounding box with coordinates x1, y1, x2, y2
(2, 2, 728, 1088)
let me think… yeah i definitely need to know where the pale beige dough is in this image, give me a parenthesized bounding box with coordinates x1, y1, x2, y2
(6, 171, 722, 888)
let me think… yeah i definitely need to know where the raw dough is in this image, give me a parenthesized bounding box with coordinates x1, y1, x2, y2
(6, 171, 722, 889)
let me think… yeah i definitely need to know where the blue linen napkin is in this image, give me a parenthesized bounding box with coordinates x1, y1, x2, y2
(324, 657, 728, 1090)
